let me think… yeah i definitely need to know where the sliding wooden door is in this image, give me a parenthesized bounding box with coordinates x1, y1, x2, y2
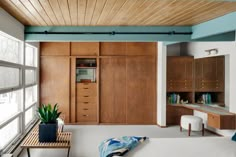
(126, 56, 156, 124)
(100, 57, 126, 123)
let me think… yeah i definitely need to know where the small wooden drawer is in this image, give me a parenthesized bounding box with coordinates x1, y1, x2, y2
(208, 114, 220, 129)
(77, 109, 97, 122)
(77, 83, 97, 90)
(77, 96, 97, 103)
(77, 89, 97, 97)
(77, 103, 97, 111)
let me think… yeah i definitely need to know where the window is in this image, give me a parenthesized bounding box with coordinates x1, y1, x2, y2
(25, 69, 36, 85)
(0, 118, 20, 149)
(0, 32, 22, 64)
(0, 90, 22, 124)
(0, 32, 38, 152)
(0, 66, 20, 90)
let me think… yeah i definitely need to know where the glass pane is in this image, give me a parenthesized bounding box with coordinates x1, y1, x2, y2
(25, 45, 37, 67)
(25, 107, 34, 126)
(0, 90, 22, 124)
(0, 32, 22, 64)
(0, 118, 19, 150)
(0, 66, 20, 90)
(25, 85, 37, 108)
(25, 69, 36, 85)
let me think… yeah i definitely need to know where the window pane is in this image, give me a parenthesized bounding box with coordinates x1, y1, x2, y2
(0, 66, 20, 90)
(0, 118, 19, 150)
(0, 32, 22, 64)
(25, 69, 36, 85)
(25, 85, 37, 108)
(25, 107, 34, 126)
(0, 90, 22, 124)
(25, 45, 37, 67)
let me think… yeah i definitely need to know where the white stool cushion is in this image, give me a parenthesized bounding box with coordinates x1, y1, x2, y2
(181, 115, 203, 131)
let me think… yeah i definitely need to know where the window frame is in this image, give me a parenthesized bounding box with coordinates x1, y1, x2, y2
(0, 33, 39, 154)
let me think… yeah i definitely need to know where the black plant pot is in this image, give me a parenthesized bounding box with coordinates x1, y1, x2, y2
(39, 122, 58, 142)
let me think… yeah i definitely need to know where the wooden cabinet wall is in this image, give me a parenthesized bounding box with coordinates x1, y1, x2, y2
(126, 56, 156, 124)
(167, 56, 194, 92)
(40, 42, 70, 56)
(40, 57, 70, 123)
(100, 58, 126, 123)
(100, 43, 157, 124)
(195, 56, 225, 92)
(41, 42, 157, 124)
(71, 42, 99, 56)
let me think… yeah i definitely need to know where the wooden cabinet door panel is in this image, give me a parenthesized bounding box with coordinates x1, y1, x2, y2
(71, 42, 99, 56)
(100, 42, 126, 56)
(126, 42, 156, 56)
(202, 57, 217, 81)
(100, 58, 126, 123)
(40, 57, 70, 123)
(40, 42, 70, 56)
(126, 56, 156, 124)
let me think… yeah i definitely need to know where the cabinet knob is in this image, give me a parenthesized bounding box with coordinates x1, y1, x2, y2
(84, 96, 89, 97)
(83, 102, 89, 104)
(83, 88, 89, 89)
(83, 115, 88, 117)
(83, 108, 88, 110)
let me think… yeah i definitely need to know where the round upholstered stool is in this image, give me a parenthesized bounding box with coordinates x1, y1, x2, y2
(180, 115, 204, 136)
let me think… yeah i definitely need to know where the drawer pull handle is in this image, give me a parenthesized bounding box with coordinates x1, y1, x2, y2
(83, 108, 88, 110)
(84, 96, 89, 97)
(84, 102, 89, 104)
(83, 115, 88, 117)
(84, 88, 89, 89)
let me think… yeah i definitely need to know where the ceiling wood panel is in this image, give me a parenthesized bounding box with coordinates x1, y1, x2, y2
(48, 0, 66, 25)
(68, 0, 78, 25)
(1, 0, 236, 26)
(38, 0, 60, 25)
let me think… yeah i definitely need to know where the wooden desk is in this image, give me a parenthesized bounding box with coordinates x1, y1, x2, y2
(21, 132, 72, 157)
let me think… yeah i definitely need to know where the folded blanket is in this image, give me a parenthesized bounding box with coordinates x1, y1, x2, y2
(99, 136, 147, 157)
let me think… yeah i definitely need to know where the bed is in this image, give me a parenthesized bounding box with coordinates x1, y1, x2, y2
(126, 137, 236, 157)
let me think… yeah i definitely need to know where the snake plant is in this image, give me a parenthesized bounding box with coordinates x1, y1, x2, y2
(38, 103, 61, 124)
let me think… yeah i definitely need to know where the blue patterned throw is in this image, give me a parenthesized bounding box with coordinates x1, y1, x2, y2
(99, 136, 147, 157)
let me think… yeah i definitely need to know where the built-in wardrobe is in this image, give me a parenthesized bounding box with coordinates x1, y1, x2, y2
(40, 42, 157, 124)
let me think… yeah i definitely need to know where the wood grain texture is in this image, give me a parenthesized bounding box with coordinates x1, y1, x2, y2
(100, 57, 127, 123)
(126, 56, 156, 124)
(126, 42, 156, 56)
(40, 42, 70, 56)
(71, 42, 99, 56)
(40, 57, 70, 123)
(70, 57, 76, 123)
(1, 0, 236, 26)
(100, 42, 126, 56)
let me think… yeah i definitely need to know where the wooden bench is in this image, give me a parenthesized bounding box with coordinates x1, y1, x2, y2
(21, 132, 71, 157)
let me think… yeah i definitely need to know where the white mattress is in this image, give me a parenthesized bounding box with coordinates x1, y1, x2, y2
(127, 137, 236, 157)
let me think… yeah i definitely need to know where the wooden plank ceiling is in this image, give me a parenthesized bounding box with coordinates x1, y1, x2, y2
(0, 0, 236, 26)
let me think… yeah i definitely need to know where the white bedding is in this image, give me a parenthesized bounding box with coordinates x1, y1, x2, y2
(127, 137, 236, 157)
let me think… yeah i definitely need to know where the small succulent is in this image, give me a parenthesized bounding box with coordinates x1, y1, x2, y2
(38, 103, 61, 124)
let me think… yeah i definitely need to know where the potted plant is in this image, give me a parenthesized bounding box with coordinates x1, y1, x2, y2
(37, 103, 61, 142)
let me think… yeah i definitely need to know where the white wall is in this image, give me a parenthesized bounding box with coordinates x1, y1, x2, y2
(0, 8, 24, 40)
(157, 42, 167, 126)
(182, 41, 236, 136)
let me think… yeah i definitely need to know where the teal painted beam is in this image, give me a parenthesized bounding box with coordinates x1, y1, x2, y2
(192, 12, 236, 39)
(25, 26, 192, 42)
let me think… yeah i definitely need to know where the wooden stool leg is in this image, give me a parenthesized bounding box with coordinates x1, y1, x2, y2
(67, 147, 71, 157)
(27, 148, 31, 157)
(202, 123, 205, 136)
(180, 125, 182, 132)
(188, 124, 191, 136)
